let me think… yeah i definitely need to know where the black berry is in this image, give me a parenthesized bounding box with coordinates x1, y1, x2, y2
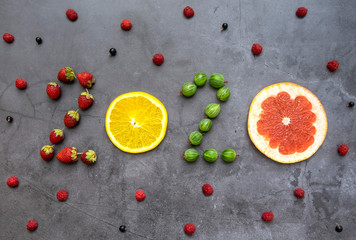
(348, 101, 354, 107)
(119, 225, 127, 232)
(6, 116, 13, 122)
(221, 23, 228, 31)
(335, 224, 343, 233)
(109, 48, 117, 56)
(36, 37, 42, 44)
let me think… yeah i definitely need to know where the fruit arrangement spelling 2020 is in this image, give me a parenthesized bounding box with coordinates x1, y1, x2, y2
(3, 3, 353, 238)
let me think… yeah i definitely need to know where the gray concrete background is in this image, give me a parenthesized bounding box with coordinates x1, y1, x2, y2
(0, 0, 355, 239)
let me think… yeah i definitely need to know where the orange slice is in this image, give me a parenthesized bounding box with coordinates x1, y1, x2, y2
(248, 82, 327, 163)
(105, 92, 168, 153)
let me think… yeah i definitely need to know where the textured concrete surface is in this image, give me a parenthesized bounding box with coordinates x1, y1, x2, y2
(0, 0, 355, 239)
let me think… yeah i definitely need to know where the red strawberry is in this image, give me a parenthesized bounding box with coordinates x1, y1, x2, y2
(78, 89, 94, 110)
(183, 6, 194, 18)
(296, 7, 308, 18)
(3, 33, 14, 43)
(261, 211, 274, 222)
(80, 150, 97, 165)
(56, 147, 78, 163)
(57, 67, 76, 83)
(7, 176, 19, 187)
(77, 72, 95, 88)
(49, 128, 64, 144)
(152, 53, 164, 66)
(66, 9, 78, 21)
(252, 43, 263, 55)
(338, 144, 349, 156)
(46, 82, 61, 100)
(64, 110, 80, 128)
(121, 19, 132, 31)
(15, 78, 27, 89)
(40, 145, 55, 161)
(327, 60, 339, 72)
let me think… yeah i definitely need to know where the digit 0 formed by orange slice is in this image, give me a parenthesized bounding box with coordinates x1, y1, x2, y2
(248, 82, 327, 164)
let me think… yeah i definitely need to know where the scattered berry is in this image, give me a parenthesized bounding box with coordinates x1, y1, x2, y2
(35, 37, 42, 44)
(135, 189, 146, 201)
(3, 33, 14, 43)
(221, 23, 228, 31)
(80, 150, 97, 165)
(327, 60, 339, 72)
(294, 188, 305, 198)
(77, 72, 95, 89)
(46, 82, 61, 100)
(6, 116, 13, 122)
(66, 9, 78, 21)
(64, 110, 80, 128)
(184, 223, 195, 235)
(338, 144, 349, 156)
(335, 224, 343, 233)
(40, 145, 55, 161)
(7, 176, 19, 187)
(15, 78, 27, 89)
(57, 189, 68, 201)
(348, 101, 354, 107)
(119, 225, 127, 232)
(109, 48, 117, 56)
(261, 211, 274, 222)
(78, 89, 94, 110)
(251, 43, 263, 55)
(183, 6, 194, 18)
(26, 220, 38, 231)
(56, 147, 79, 163)
(57, 67, 76, 83)
(152, 53, 164, 66)
(49, 128, 64, 144)
(296, 7, 308, 18)
(202, 184, 214, 196)
(121, 19, 132, 31)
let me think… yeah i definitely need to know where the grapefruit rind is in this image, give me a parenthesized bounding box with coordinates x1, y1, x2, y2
(105, 92, 168, 153)
(248, 82, 327, 164)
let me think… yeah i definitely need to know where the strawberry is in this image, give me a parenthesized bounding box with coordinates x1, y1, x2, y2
(64, 110, 80, 128)
(46, 82, 61, 100)
(49, 128, 64, 144)
(121, 19, 132, 31)
(66, 9, 78, 21)
(78, 89, 94, 110)
(77, 72, 95, 88)
(56, 147, 78, 163)
(15, 78, 27, 89)
(40, 145, 55, 161)
(80, 150, 97, 165)
(57, 67, 76, 83)
(338, 144, 349, 156)
(3, 33, 14, 43)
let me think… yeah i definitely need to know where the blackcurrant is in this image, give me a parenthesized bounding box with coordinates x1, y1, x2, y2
(119, 225, 127, 232)
(221, 23, 228, 31)
(36, 37, 42, 44)
(109, 48, 117, 56)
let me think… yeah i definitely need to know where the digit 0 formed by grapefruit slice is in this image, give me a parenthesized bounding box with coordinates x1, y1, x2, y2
(248, 82, 327, 164)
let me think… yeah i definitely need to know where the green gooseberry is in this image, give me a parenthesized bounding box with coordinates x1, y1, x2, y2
(205, 103, 220, 118)
(188, 131, 203, 145)
(199, 118, 212, 132)
(217, 86, 230, 102)
(194, 73, 207, 87)
(182, 148, 200, 162)
(181, 82, 197, 97)
(203, 148, 219, 162)
(221, 149, 239, 162)
(208, 73, 227, 89)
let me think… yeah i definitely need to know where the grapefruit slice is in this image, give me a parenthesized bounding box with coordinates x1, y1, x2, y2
(248, 82, 327, 164)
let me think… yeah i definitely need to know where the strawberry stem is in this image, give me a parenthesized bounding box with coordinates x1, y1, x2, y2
(86, 88, 89, 95)
(77, 152, 83, 155)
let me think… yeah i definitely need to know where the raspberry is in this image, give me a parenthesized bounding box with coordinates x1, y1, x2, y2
(296, 7, 308, 18)
(183, 6, 194, 18)
(7, 176, 19, 187)
(294, 188, 305, 198)
(26, 220, 38, 231)
(3, 33, 14, 43)
(251, 43, 263, 55)
(121, 19, 132, 31)
(66, 9, 78, 21)
(261, 211, 274, 222)
(57, 189, 68, 201)
(338, 144, 349, 156)
(184, 223, 195, 235)
(152, 53, 164, 66)
(135, 189, 146, 201)
(327, 60, 339, 72)
(202, 184, 214, 196)
(15, 78, 27, 89)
